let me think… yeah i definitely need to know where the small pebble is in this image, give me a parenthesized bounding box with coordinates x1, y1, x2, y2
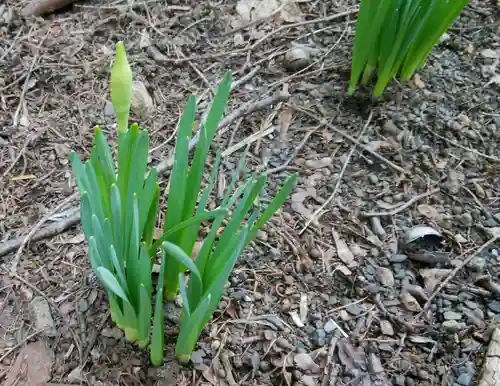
(256, 230, 268, 242)
(488, 300, 500, 313)
(380, 320, 394, 336)
(459, 213, 473, 227)
(368, 174, 379, 184)
(443, 311, 463, 320)
(466, 257, 486, 272)
(76, 298, 89, 313)
(30, 297, 57, 337)
(324, 319, 337, 334)
(442, 320, 465, 333)
(101, 327, 124, 340)
(456, 372, 473, 386)
(390, 254, 408, 263)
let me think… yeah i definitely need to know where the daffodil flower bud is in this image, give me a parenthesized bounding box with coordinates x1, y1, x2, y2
(111, 42, 132, 133)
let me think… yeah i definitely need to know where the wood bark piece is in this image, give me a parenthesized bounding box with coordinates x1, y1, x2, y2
(477, 328, 500, 386)
(22, 0, 80, 17)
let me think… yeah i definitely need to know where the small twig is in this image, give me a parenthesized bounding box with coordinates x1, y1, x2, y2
(216, 92, 290, 138)
(418, 233, 500, 317)
(296, 106, 407, 174)
(360, 188, 440, 217)
(9, 193, 77, 275)
(0, 328, 48, 362)
(425, 126, 500, 163)
(75, 1, 190, 11)
(0, 27, 23, 62)
(222, 126, 275, 158)
(13, 32, 48, 128)
(146, 9, 358, 63)
(175, 47, 215, 96)
(0, 213, 80, 258)
(265, 124, 321, 175)
(231, 66, 261, 90)
(299, 111, 373, 234)
(81, 311, 110, 367)
(321, 334, 339, 386)
(149, 127, 178, 153)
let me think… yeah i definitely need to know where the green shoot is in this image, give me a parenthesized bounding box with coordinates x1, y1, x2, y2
(348, 0, 468, 97)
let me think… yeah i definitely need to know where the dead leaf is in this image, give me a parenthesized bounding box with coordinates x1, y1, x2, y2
(419, 268, 452, 293)
(413, 73, 425, 89)
(400, 292, 422, 312)
(291, 187, 316, 203)
(278, 107, 293, 142)
(279, 0, 302, 22)
(408, 335, 435, 344)
(294, 353, 320, 373)
(60, 233, 85, 244)
(202, 366, 228, 386)
(402, 225, 442, 245)
(417, 204, 442, 221)
(289, 310, 304, 327)
(305, 157, 332, 169)
(332, 229, 357, 268)
(4, 342, 54, 386)
(236, 0, 280, 21)
(376, 266, 394, 287)
(337, 339, 367, 371)
(299, 293, 308, 322)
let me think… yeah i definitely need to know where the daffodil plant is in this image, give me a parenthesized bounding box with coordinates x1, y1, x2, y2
(70, 42, 295, 366)
(348, 0, 468, 97)
(157, 137, 297, 363)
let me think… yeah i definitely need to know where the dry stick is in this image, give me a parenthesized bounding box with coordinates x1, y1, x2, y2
(360, 188, 440, 217)
(12, 32, 48, 129)
(0, 93, 290, 259)
(144, 42, 261, 92)
(22, 0, 79, 16)
(264, 124, 322, 176)
(9, 193, 78, 275)
(0, 27, 24, 62)
(296, 106, 407, 175)
(4, 268, 83, 363)
(0, 212, 80, 258)
(321, 334, 339, 386)
(425, 126, 500, 163)
(75, 1, 189, 11)
(222, 126, 275, 158)
(231, 66, 261, 90)
(0, 327, 48, 362)
(299, 111, 374, 235)
(418, 233, 500, 317)
(176, 47, 216, 96)
(150, 9, 358, 63)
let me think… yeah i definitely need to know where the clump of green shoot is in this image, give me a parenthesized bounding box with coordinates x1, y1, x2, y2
(70, 42, 296, 367)
(155, 90, 297, 361)
(150, 71, 297, 362)
(168, 161, 296, 362)
(69, 42, 167, 365)
(348, 0, 468, 97)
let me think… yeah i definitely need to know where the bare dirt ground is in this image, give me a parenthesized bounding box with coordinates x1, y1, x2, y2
(1, 1, 500, 385)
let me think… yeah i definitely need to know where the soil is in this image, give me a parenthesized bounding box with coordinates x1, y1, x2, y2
(1, 1, 500, 386)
